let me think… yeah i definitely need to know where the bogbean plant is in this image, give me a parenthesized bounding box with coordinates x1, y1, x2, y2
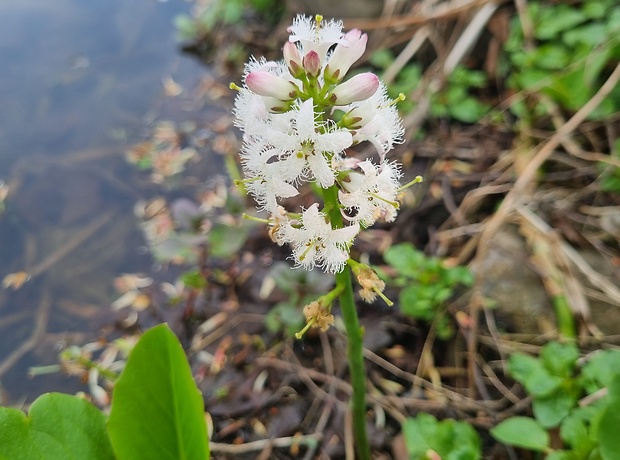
(0, 325, 210, 459)
(229, 14, 422, 458)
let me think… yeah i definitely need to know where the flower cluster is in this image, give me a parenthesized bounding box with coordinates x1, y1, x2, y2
(233, 15, 413, 274)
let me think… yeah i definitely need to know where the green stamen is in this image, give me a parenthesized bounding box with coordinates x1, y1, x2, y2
(295, 318, 315, 339)
(397, 175, 423, 192)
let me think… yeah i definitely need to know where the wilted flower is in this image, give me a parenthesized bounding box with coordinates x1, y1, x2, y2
(303, 301, 335, 332)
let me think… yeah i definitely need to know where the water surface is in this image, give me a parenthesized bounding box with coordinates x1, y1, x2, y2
(0, 0, 218, 402)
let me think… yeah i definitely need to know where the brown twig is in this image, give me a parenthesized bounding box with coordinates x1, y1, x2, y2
(209, 433, 323, 454)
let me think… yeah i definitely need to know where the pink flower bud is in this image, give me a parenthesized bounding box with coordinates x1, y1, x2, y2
(329, 72, 379, 105)
(324, 29, 368, 83)
(246, 71, 299, 101)
(302, 50, 321, 78)
(283, 42, 303, 78)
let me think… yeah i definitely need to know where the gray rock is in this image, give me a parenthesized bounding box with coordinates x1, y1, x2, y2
(474, 225, 554, 334)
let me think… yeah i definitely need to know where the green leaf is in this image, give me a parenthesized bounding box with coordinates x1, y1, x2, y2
(490, 417, 549, 452)
(384, 243, 424, 278)
(560, 411, 596, 456)
(181, 269, 207, 289)
(597, 375, 620, 460)
(0, 393, 114, 460)
(400, 286, 434, 320)
(540, 342, 579, 377)
(508, 353, 563, 398)
(209, 222, 249, 259)
(402, 413, 480, 460)
(534, 6, 587, 40)
(369, 49, 395, 69)
(563, 23, 609, 47)
(448, 98, 490, 123)
(533, 393, 577, 428)
(403, 413, 439, 457)
(108, 324, 209, 460)
(530, 44, 572, 70)
(581, 349, 620, 392)
(546, 452, 576, 460)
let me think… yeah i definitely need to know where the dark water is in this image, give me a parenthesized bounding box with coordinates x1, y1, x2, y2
(0, 0, 218, 402)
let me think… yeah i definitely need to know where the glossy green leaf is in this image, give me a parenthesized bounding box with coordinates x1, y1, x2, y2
(491, 417, 549, 452)
(0, 393, 114, 460)
(108, 324, 209, 460)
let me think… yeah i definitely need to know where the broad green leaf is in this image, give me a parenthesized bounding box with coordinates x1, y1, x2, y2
(597, 375, 620, 460)
(491, 417, 549, 452)
(0, 393, 114, 460)
(108, 324, 209, 460)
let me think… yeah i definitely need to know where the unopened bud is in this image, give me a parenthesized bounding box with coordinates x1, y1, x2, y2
(246, 71, 299, 101)
(329, 72, 379, 105)
(283, 42, 304, 78)
(303, 50, 321, 79)
(324, 29, 368, 83)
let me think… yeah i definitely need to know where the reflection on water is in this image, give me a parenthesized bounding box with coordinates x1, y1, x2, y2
(0, 0, 222, 402)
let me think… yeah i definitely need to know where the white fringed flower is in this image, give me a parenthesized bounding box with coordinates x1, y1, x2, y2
(339, 160, 402, 227)
(266, 99, 352, 187)
(344, 82, 404, 160)
(287, 16, 345, 65)
(281, 204, 360, 273)
(231, 14, 415, 274)
(240, 143, 300, 212)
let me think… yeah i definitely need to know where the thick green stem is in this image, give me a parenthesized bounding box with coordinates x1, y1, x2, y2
(323, 185, 371, 459)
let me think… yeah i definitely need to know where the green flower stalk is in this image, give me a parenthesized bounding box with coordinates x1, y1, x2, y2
(231, 14, 422, 458)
